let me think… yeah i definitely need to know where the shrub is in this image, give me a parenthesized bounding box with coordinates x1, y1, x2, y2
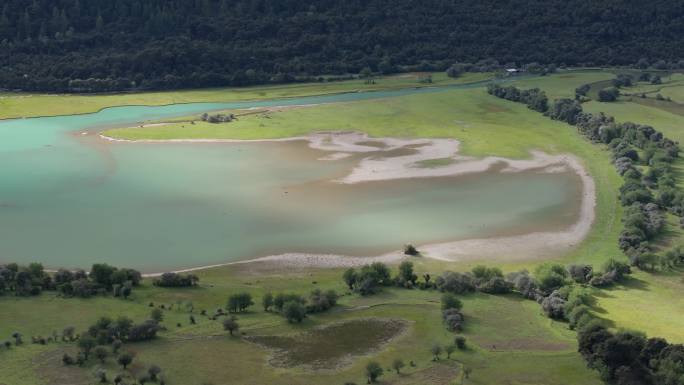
(153, 272, 199, 287)
(94, 346, 109, 363)
(227, 292, 254, 313)
(342, 268, 358, 290)
(541, 290, 566, 319)
(365, 361, 383, 383)
(150, 308, 164, 323)
(148, 365, 162, 380)
(598, 87, 619, 102)
(430, 343, 443, 360)
(62, 353, 75, 366)
(442, 308, 465, 332)
(77, 336, 96, 360)
(455, 336, 467, 350)
(95, 369, 107, 383)
(441, 293, 463, 311)
(403, 244, 419, 256)
(396, 261, 418, 287)
(435, 272, 475, 294)
(567, 264, 593, 283)
(128, 320, 160, 342)
(506, 270, 539, 299)
(262, 292, 274, 311)
(117, 352, 134, 369)
(391, 359, 405, 374)
(282, 301, 306, 323)
(534, 263, 568, 294)
(477, 276, 513, 294)
(273, 293, 305, 312)
(567, 305, 592, 330)
(306, 289, 338, 313)
(223, 317, 239, 336)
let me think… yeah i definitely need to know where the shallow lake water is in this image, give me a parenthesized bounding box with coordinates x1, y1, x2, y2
(0, 84, 583, 271)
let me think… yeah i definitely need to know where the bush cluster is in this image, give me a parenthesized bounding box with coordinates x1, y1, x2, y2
(261, 289, 338, 323)
(486, 84, 548, 112)
(440, 293, 465, 332)
(0, 262, 140, 298)
(152, 272, 199, 288)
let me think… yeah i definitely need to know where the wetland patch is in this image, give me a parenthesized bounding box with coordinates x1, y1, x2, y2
(246, 318, 409, 370)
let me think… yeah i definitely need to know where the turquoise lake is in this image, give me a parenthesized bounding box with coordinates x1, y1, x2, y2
(0, 84, 583, 272)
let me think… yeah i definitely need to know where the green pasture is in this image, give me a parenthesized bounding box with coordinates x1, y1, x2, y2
(0, 72, 490, 121)
(0, 263, 601, 385)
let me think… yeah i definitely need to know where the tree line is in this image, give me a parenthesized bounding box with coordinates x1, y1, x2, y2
(488, 79, 684, 384)
(0, 262, 141, 298)
(488, 80, 684, 271)
(338, 256, 684, 384)
(2, 0, 684, 92)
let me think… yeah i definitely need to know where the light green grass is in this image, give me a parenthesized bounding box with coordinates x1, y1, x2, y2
(584, 100, 684, 142)
(581, 89, 684, 343)
(510, 70, 616, 99)
(594, 270, 684, 343)
(0, 265, 601, 385)
(622, 74, 684, 102)
(0, 72, 490, 121)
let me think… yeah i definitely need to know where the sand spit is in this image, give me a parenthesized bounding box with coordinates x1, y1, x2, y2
(101, 131, 595, 273)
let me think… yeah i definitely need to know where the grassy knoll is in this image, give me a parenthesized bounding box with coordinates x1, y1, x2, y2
(0, 72, 490, 121)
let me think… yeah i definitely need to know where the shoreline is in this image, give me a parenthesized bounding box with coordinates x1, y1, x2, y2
(110, 132, 598, 276)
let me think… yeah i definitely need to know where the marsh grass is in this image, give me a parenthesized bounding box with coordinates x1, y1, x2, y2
(247, 318, 408, 369)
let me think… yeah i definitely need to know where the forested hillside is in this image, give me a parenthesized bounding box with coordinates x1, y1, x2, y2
(1, 0, 683, 92)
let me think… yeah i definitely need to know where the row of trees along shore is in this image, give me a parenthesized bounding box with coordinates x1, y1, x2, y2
(487, 76, 684, 385)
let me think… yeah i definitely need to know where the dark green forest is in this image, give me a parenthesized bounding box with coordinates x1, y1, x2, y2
(1, 0, 683, 92)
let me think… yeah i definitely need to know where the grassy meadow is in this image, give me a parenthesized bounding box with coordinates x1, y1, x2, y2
(0, 72, 490, 121)
(2, 70, 684, 385)
(0, 261, 602, 385)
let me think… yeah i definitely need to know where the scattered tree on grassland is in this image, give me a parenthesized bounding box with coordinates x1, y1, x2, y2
(262, 292, 274, 311)
(223, 317, 240, 336)
(392, 358, 405, 374)
(365, 361, 383, 383)
(150, 308, 164, 323)
(283, 301, 307, 323)
(227, 292, 254, 313)
(455, 336, 467, 350)
(431, 343, 442, 361)
(117, 352, 134, 369)
(77, 335, 96, 360)
(94, 346, 109, 363)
